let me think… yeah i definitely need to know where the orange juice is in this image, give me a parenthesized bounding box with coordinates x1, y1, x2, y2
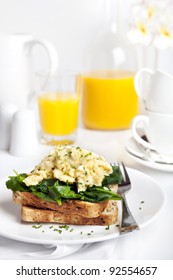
(81, 70, 139, 130)
(38, 92, 79, 136)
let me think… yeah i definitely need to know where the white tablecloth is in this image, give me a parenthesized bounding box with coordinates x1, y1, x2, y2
(0, 128, 173, 260)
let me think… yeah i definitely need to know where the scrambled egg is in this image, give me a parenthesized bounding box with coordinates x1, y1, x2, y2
(23, 145, 112, 192)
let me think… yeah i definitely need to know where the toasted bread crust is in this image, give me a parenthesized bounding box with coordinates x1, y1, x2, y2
(21, 201, 118, 225)
(13, 191, 109, 218)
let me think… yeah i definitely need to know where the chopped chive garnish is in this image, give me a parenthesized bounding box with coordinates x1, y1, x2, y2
(59, 225, 70, 230)
(32, 224, 42, 229)
(54, 228, 62, 233)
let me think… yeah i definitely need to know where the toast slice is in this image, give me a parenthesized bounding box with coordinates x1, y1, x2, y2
(13, 184, 118, 218)
(21, 200, 118, 226)
(13, 191, 109, 218)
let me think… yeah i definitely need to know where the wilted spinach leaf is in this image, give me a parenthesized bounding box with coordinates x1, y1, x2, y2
(102, 165, 122, 186)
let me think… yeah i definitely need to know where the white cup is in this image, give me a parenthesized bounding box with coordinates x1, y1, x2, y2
(10, 109, 39, 157)
(131, 109, 173, 155)
(134, 68, 173, 114)
(0, 103, 18, 150)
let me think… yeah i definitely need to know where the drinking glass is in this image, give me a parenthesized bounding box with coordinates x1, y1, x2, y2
(36, 70, 80, 145)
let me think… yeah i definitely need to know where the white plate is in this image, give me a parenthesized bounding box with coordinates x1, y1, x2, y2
(0, 168, 165, 245)
(126, 137, 173, 172)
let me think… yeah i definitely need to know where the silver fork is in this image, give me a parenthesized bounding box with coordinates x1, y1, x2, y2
(117, 162, 139, 234)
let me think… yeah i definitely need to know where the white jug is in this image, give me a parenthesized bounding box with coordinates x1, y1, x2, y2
(0, 33, 58, 107)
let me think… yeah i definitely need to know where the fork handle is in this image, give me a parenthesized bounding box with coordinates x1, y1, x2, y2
(120, 193, 139, 234)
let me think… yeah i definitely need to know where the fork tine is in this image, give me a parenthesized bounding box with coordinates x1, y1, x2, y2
(117, 163, 125, 184)
(121, 162, 130, 184)
(118, 162, 127, 185)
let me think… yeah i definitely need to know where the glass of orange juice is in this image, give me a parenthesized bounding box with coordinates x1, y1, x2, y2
(36, 71, 80, 145)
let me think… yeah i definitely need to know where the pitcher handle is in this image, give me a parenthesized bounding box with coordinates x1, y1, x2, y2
(27, 38, 58, 73)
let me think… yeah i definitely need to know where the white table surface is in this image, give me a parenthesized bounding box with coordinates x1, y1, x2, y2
(0, 128, 173, 260)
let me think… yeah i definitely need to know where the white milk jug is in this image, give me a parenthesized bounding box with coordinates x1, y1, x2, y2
(0, 33, 58, 107)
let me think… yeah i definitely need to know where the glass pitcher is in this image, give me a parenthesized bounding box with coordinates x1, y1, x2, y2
(81, 0, 139, 130)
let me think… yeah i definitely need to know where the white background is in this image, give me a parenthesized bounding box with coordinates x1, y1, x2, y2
(0, 0, 173, 73)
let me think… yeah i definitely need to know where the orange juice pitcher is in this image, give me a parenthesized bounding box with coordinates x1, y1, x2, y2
(81, 0, 139, 130)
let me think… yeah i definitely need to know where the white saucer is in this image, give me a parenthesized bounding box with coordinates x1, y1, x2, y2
(126, 137, 173, 172)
